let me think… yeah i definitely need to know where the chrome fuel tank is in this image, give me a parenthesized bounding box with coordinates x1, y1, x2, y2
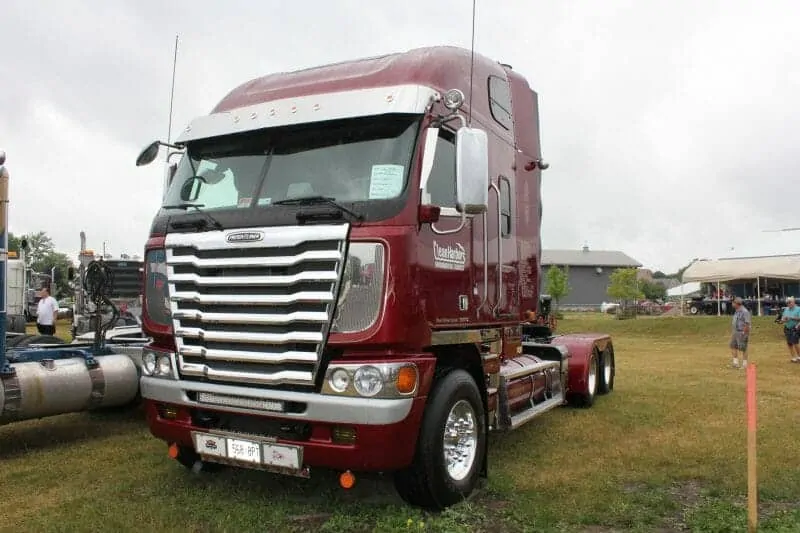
(0, 354, 139, 424)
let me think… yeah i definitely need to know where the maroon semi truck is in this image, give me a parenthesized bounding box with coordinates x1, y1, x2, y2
(135, 45, 616, 509)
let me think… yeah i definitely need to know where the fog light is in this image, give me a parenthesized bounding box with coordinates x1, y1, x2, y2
(162, 406, 178, 419)
(332, 426, 357, 444)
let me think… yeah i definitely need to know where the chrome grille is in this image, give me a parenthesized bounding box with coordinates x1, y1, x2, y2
(165, 224, 350, 387)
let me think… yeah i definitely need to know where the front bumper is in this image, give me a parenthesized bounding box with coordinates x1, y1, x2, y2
(141, 356, 435, 472)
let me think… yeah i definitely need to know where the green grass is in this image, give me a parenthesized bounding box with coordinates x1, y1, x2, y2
(1, 314, 799, 532)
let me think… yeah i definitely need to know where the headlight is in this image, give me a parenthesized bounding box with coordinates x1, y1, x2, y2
(142, 351, 157, 374)
(329, 368, 350, 393)
(353, 366, 383, 397)
(322, 362, 418, 398)
(141, 348, 174, 379)
(331, 243, 385, 334)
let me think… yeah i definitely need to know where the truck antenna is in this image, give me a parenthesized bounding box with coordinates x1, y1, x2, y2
(467, 0, 476, 126)
(166, 34, 179, 161)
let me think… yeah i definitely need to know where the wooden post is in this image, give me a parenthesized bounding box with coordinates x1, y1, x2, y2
(746, 363, 758, 533)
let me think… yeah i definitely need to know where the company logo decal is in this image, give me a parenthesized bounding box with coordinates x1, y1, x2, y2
(433, 241, 467, 270)
(226, 231, 264, 243)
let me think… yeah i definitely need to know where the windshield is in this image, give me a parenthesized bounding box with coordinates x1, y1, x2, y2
(162, 114, 421, 211)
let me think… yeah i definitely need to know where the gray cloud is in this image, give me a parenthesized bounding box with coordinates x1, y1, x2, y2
(3, 0, 799, 272)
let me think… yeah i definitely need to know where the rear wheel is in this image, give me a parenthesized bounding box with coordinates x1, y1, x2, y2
(17, 335, 65, 347)
(394, 368, 486, 510)
(569, 351, 598, 408)
(598, 348, 615, 395)
(6, 335, 32, 348)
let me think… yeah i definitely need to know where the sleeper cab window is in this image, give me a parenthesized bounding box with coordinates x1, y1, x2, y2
(488, 75, 513, 130)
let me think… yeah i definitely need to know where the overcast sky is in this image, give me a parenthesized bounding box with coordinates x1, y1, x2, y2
(3, 0, 800, 273)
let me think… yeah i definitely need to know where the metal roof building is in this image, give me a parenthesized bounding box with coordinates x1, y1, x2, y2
(542, 247, 642, 268)
(541, 246, 642, 308)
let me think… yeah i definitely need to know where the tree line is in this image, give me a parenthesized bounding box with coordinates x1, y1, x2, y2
(8, 231, 74, 300)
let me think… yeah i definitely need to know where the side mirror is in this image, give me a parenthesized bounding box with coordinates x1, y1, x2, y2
(455, 127, 489, 215)
(67, 267, 75, 280)
(20, 238, 28, 251)
(136, 141, 161, 167)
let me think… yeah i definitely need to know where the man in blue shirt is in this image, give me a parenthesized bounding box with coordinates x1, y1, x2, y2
(730, 297, 751, 369)
(780, 296, 800, 362)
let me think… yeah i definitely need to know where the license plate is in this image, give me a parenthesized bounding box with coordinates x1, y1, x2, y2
(194, 434, 226, 458)
(227, 438, 261, 463)
(192, 432, 302, 471)
(263, 443, 300, 469)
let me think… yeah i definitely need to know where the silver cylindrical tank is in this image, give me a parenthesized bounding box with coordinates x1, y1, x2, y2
(0, 354, 139, 425)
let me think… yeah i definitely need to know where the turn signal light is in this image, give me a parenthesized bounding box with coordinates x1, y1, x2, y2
(339, 470, 356, 489)
(168, 443, 179, 459)
(395, 366, 418, 394)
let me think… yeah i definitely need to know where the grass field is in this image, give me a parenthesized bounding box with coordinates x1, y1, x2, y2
(2, 315, 799, 532)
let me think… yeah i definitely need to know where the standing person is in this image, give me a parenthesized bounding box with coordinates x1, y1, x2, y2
(780, 296, 800, 362)
(729, 297, 752, 369)
(35, 286, 59, 336)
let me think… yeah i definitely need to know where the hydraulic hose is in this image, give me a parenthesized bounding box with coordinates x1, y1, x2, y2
(83, 259, 118, 351)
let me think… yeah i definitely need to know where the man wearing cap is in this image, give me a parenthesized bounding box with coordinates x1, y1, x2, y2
(780, 296, 800, 362)
(729, 297, 751, 369)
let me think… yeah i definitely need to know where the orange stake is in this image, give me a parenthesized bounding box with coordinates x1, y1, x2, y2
(746, 364, 758, 533)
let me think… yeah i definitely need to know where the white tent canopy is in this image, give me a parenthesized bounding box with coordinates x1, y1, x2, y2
(667, 281, 701, 297)
(682, 255, 800, 282)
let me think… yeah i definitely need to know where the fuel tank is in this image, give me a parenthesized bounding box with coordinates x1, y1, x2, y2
(501, 354, 561, 413)
(0, 354, 139, 425)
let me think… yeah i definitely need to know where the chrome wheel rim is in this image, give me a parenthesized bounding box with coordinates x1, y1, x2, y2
(588, 358, 597, 395)
(603, 354, 612, 386)
(442, 399, 478, 481)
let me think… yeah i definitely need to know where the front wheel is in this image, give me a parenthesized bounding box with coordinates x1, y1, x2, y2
(394, 369, 486, 510)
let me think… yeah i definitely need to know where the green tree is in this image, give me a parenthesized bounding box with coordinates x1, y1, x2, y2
(545, 265, 570, 311)
(21, 231, 55, 267)
(607, 267, 644, 314)
(652, 270, 666, 279)
(641, 280, 667, 301)
(37, 251, 75, 300)
(7, 233, 21, 255)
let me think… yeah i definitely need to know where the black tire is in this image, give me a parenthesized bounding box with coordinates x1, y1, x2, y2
(569, 351, 598, 408)
(17, 335, 65, 347)
(597, 348, 615, 395)
(393, 368, 486, 510)
(6, 334, 31, 348)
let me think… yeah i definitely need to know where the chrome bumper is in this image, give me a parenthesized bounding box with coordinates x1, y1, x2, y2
(141, 377, 414, 425)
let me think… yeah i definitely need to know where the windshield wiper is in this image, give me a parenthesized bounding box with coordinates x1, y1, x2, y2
(163, 203, 224, 230)
(272, 196, 364, 222)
